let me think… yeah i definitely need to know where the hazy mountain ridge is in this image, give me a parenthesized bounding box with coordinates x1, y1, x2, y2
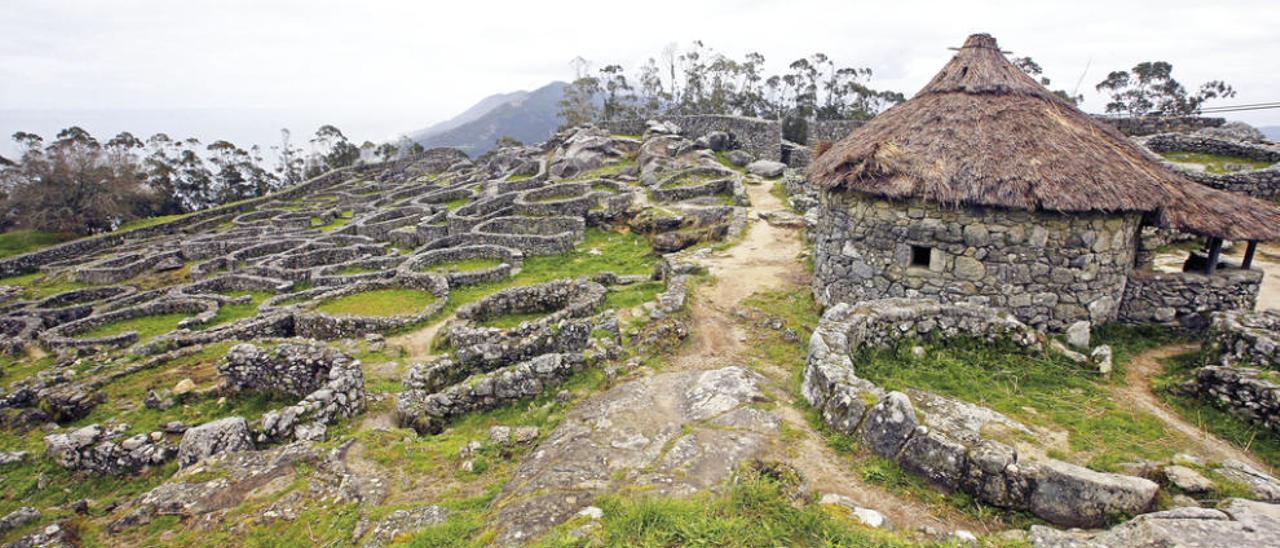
(410, 82, 567, 156)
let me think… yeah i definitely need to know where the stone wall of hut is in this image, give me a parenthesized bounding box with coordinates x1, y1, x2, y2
(811, 193, 1142, 331)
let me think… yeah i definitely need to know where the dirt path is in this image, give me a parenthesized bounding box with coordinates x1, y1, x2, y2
(388, 316, 448, 361)
(660, 177, 984, 532)
(1121, 343, 1272, 472)
(666, 180, 808, 370)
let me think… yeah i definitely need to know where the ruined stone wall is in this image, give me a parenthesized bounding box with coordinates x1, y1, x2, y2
(811, 193, 1141, 331)
(1137, 133, 1280, 198)
(802, 299, 1157, 528)
(0, 168, 355, 278)
(1094, 115, 1226, 136)
(1185, 366, 1280, 435)
(1117, 268, 1261, 330)
(1205, 309, 1280, 368)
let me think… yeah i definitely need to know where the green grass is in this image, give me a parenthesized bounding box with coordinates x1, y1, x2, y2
(715, 151, 746, 172)
(1160, 151, 1273, 174)
(660, 172, 717, 189)
(427, 229, 656, 323)
(316, 210, 354, 232)
(195, 291, 272, 330)
(603, 281, 663, 310)
(533, 465, 914, 547)
(477, 311, 549, 329)
(444, 197, 472, 211)
(0, 229, 78, 259)
(571, 158, 637, 181)
(853, 327, 1188, 471)
(426, 257, 505, 273)
(78, 312, 190, 342)
(1155, 350, 1280, 469)
(0, 271, 95, 299)
(314, 288, 437, 317)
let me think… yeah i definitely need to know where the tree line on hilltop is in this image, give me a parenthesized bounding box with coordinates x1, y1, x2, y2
(0, 125, 424, 236)
(555, 41, 1237, 131)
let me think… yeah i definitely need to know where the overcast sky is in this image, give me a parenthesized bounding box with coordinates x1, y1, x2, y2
(2, 0, 1278, 153)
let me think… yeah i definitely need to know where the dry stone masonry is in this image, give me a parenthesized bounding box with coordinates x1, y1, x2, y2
(803, 298, 1159, 528)
(811, 194, 1140, 331)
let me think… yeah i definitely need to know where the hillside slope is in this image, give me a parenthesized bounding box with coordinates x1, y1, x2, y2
(409, 89, 531, 142)
(412, 81, 567, 156)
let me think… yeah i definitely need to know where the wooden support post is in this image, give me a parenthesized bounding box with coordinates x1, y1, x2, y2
(1243, 240, 1258, 270)
(1205, 238, 1223, 275)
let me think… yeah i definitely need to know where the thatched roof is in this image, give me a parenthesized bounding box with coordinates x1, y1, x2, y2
(808, 33, 1280, 241)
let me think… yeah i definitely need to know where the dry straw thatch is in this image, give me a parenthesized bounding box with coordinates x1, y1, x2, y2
(808, 33, 1280, 241)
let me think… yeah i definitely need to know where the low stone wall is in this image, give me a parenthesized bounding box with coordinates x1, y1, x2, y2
(1205, 309, 1280, 369)
(1184, 366, 1280, 435)
(397, 353, 586, 434)
(76, 250, 182, 284)
(311, 256, 403, 287)
(0, 167, 354, 278)
(1094, 115, 1225, 137)
(803, 298, 1159, 528)
(292, 275, 448, 340)
(39, 298, 219, 351)
(219, 341, 367, 443)
(398, 244, 523, 287)
(1118, 268, 1261, 330)
(1137, 133, 1280, 198)
(220, 341, 347, 397)
(44, 423, 176, 475)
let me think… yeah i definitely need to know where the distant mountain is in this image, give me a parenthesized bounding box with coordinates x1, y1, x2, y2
(409, 89, 532, 142)
(411, 82, 567, 157)
(1261, 126, 1280, 141)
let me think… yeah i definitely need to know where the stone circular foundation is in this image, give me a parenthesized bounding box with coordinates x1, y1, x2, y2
(292, 275, 448, 339)
(398, 244, 523, 287)
(39, 299, 219, 350)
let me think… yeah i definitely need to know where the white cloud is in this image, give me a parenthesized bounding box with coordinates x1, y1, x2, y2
(1, 0, 1277, 152)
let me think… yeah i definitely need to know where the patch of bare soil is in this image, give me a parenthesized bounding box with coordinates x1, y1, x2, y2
(1120, 343, 1272, 472)
(388, 315, 450, 361)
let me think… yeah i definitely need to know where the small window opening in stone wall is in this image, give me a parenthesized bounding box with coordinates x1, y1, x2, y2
(911, 245, 932, 267)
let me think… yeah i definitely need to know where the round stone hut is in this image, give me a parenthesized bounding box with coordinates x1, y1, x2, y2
(807, 33, 1280, 331)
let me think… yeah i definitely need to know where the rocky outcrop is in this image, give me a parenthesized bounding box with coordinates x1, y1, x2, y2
(490, 366, 778, 544)
(177, 416, 253, 468)
(1205, 308, 1280, 369)
(1030, 499, 1280, 547)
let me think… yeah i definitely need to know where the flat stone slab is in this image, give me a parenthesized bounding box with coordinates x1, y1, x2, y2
(490, 366, 778, 545)
(1030, 499, 1280, 547)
